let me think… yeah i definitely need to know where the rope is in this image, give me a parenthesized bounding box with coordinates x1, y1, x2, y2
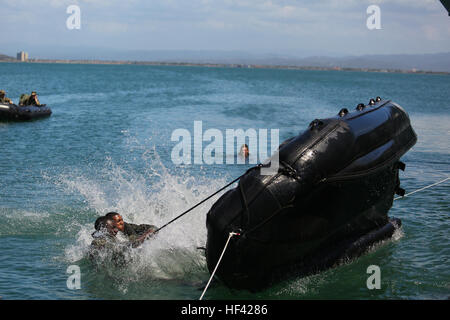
(394, 176, 449, 201)
(153, 174, 246, 235)
(199, 232, 239, 300)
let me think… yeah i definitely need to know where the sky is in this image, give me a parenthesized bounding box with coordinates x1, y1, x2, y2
(0, 0, 449, 59)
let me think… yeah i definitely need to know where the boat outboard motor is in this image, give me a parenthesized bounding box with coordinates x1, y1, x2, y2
(206, 98, 417, 290)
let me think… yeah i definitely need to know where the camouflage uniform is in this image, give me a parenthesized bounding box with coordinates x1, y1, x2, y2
(88, 223, 158, 265)
(0, 90, 13, 104)
(89, 232, 130, 266)
(19, 92, 41, 106)
(123, 222, 158, 238)
(19, 94, 30, 106)
(119, 222, 157, 248)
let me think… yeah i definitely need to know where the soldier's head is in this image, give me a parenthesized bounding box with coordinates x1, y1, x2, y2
(31, 91, 37, 96)
(240, 144, 249, 158)
(94, 216, 119, 236)
(0, 90, 5, 98)
(105, 212, 125, 232)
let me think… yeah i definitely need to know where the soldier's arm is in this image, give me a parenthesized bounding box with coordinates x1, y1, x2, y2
(128, 228, 157, 248)
(124, 222, 157, 236)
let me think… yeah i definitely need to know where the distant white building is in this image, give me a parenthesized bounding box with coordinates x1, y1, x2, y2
(17, 51, 28, 61)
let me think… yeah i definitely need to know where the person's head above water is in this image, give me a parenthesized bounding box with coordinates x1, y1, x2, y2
(104, 212, 125, 232)
(240, 144, 249, 158)
(94, 216, 119, 237)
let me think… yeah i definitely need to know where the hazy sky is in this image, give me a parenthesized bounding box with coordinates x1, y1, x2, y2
(1, 0, 449, 58)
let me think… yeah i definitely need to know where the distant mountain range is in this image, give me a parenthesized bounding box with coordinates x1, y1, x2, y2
(0, 53, 14, 61)
(2, 50, 450, 73)
(133, 51, 450, 72)
(262, 52, 450, 73)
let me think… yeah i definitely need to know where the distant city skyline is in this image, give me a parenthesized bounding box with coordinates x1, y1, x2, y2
(1, 0, 450, 60)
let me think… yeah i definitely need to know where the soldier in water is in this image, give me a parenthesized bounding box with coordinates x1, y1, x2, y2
(89, 212, 158, 265)
(104, 212, 158, 246)
(239, 144, 250, 158)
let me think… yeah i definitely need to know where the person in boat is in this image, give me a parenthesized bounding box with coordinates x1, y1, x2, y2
(0, 90, 13, 104)
(19, 91, 41, 106)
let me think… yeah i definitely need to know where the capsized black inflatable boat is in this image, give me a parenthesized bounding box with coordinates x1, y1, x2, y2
(206, 98, 417, 290)
(0, 103, 52, 121)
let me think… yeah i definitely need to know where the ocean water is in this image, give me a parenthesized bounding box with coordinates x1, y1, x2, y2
(0, 62, 448, 300)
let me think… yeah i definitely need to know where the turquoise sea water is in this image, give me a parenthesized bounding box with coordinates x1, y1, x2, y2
(0, 62, 448, 300)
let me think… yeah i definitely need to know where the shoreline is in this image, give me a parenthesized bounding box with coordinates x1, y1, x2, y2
(1, 58, 449, 75)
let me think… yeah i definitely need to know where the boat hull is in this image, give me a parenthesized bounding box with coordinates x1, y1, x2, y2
(205, 99, 417, 290)
(0, 104, 52, 121)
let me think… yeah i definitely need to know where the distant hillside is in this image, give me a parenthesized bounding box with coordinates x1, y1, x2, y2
(0, 53, 15, 61)
(162, 52, 450, 73)
(3, 49, 450, 72)
(271, 53, 450, 73)
(111, 51, 450, 72)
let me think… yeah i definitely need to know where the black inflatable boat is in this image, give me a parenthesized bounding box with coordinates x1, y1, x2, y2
(206, 98, 417, 290)
(0, 103, 52, 121)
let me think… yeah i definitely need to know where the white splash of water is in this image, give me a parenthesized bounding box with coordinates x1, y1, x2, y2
(60, 148, 230, 282)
